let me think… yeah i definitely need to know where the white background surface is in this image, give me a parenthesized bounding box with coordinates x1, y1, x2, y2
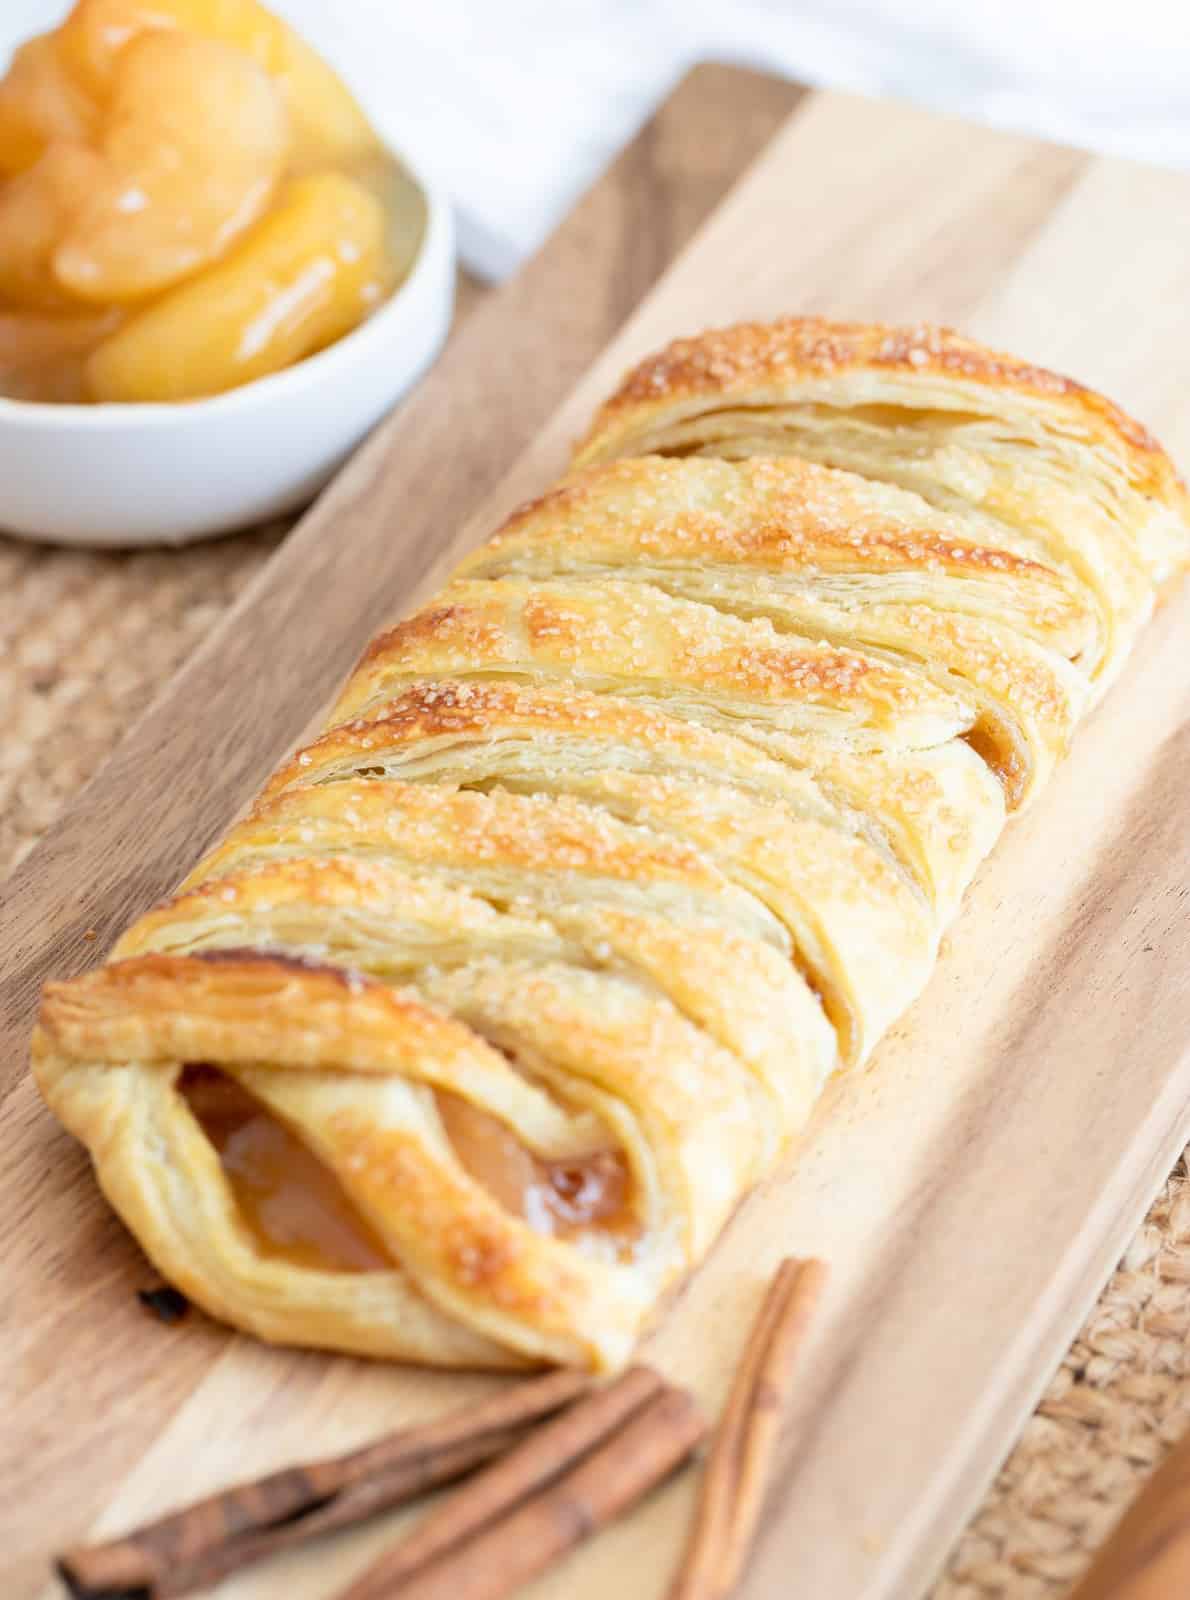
(9, 0, 1190, 279)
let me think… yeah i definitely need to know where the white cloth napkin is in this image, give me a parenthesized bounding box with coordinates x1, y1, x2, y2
(10, 0, 1190, 282)
(288, 0, 1190, 281)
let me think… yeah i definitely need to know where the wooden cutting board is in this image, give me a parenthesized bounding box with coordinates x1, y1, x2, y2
(5, 67, 1190, 1600)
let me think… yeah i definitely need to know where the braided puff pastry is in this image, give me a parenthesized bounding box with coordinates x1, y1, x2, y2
(34, 318, 1190, 1372)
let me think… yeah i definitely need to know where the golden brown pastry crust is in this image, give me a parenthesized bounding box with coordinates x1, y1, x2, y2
(574, 317, 1190, 694)
(33, 317, 1190, 1371)
(577, 317, 1186, 513)
(453, 456, 1088, 805)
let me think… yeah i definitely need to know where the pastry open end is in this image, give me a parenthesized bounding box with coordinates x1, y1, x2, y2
(33, 317, 1190, 1370)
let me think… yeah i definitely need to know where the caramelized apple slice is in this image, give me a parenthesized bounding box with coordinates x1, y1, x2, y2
(58, 0, 263, 90)
(86, 170, 392, 400)
(180, 1065, 391, 1273)
(54, 31, 289, 303)
(0, 307, 119, 402)
(0, 32, 98, 177)
(0, 143, 114, 310)
(435, 1091, 633, 1241)
(59, 0, 379, 169)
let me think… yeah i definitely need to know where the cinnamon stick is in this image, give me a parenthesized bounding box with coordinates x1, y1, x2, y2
(668, 1257, 828, 1600)
(57, 1367, 592, 1600)
(339, 1369, 707, 1600)
(1066, 1423, 1190, 1600)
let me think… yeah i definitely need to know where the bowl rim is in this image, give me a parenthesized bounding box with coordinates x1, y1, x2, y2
(0, 149, 453, 431)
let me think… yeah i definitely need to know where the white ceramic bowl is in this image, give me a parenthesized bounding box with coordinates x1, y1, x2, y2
(0, 13, 455, 547)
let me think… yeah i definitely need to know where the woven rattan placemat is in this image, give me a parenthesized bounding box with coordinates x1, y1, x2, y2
(3, 523, 1188, 1599)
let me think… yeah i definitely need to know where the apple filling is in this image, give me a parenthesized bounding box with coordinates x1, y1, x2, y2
(434, 1090, 637, 1243)
(179, 1065, 391, 1272)
(178, 1067, 637, 1271)
(961, 722, 1022, 801)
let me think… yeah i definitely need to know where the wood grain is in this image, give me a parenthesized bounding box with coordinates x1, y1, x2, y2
(0, 66, 801, 1600)
(1066, 1423, 1190, 1600)
(6, 75, 1190, 1600)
